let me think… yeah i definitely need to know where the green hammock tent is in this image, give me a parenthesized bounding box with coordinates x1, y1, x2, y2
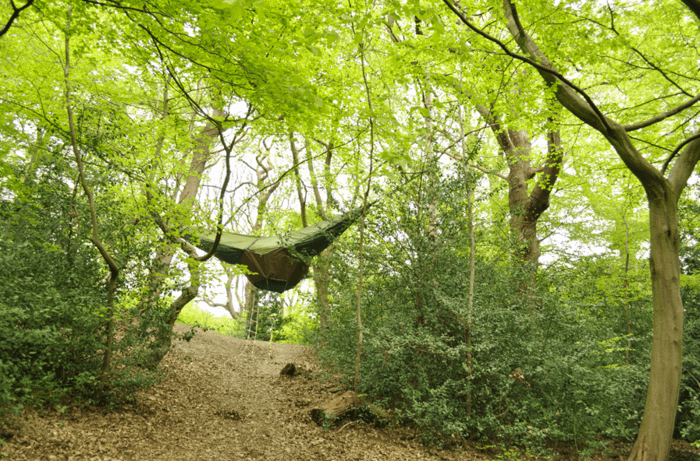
(186, 208, 363, 293)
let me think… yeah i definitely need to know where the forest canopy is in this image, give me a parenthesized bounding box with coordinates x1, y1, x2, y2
(1, 1, 699, 460)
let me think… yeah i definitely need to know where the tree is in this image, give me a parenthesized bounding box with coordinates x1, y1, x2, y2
(0, 0, 34, 38)
(383, 10, 565, 276)
(441, 1, 700, 459)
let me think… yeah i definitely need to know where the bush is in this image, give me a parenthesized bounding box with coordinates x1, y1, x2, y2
(0, 170, 161, 425)
(678, 284, 700, 443)
(318, 168, 653, 448)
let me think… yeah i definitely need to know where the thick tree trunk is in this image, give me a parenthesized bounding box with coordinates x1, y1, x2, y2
(141, 105, 224, 367)
(628, 196, 683, 461)
(507, 155, 539, 264)
(143, 283, 200, 368)
(468, 99, 562, 269)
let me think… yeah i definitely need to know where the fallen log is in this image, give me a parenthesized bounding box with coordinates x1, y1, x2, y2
(311, 391, 365, 425)
(310, 391, 391, 426)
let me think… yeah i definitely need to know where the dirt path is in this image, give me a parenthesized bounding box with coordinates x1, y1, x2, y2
(5, 325, 699, 461)
(3, 324, 467, 461)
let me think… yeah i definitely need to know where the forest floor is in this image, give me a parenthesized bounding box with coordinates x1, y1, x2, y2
(2, 323, 699, 461)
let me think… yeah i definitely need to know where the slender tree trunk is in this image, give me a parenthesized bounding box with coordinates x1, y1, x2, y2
(289, 134, 308, 227)
(466, 183, 475, 417)
(239, 144, 279, 335)
(622, 215, 633, 365)
(354, 38, 375, 391)
(305, 137, 336, 336)
(223, 270, 237, 318)
(63, 9, 119, 386)
(312, 246, 334, 334)
(244, 280, 259, 338)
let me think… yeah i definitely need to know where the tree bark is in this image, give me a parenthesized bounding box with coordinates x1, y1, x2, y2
(469, 98, 563, 266)
(627, 194, 683, 461)
(239, 143, 279, 336)
(138, 100, 224, 313)
(289, 134, 308, 227)
(141, 101, 226, 367)
(306, 137, 335, 334)
(312, 247, 334, 333)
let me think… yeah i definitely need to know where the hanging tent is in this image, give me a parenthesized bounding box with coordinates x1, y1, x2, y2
(186, 208, 364, 293)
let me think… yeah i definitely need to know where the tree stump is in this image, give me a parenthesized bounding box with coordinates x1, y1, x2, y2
(311, 391, 366, 425)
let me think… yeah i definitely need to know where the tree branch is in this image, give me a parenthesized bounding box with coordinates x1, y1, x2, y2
(442, 0, 612, 133)
(623, 93, 700, 132)
(63, 7, 118, 386)
(80, 0, 168, 17)
(682, 0, 700, 20)
(661, 132, 700, 184)
(0, 0, 34, 38)
(444, 152, 507, 180)
(528, 116, 564, 218)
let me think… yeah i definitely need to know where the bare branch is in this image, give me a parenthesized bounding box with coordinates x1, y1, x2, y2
(630, 47, 692, 97)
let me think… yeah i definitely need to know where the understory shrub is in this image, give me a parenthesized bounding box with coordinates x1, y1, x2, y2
(0, 171, 162, 425)
(678, 283, 700, 443)
(318, 167, 654, 448)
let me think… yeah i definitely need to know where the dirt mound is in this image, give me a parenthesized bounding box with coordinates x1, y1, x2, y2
(2, 324, 698, 461)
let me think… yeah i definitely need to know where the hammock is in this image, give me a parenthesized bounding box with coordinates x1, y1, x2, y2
(186, 208, 363, 293)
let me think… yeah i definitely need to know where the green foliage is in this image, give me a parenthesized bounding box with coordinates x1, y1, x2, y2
(176, 297, 317, 345)
(279, 298, 319, 346)
(250, 294, 293, 342)
(0, 171, 161, 423)
(177, 303, 245, 338)
(676, 193, 700, 443)
(0, 0, 697, 454)
(319, 167, 653, 448)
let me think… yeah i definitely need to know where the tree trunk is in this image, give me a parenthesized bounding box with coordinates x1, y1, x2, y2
(244, 280, 259, 338)
(138, 105, 224, 312)
(628, 195, 683, 461)
(222, 270, 238, 318)
(467, 98, 562, 269)
(143, 283, 200, 368)
(141, 103, 224, 367)
(623, 215, 633, 365)
(312, 246, 334, 334)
